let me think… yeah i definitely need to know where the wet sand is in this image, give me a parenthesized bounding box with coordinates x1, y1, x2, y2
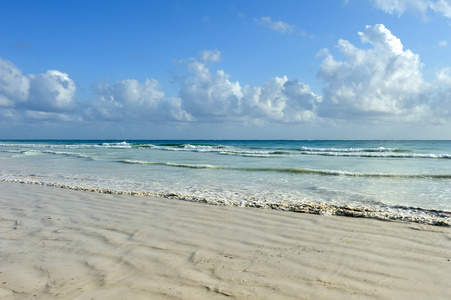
(1, 182, 450, 299)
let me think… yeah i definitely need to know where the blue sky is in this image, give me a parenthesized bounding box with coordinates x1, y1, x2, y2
(1, 0, 451, 139)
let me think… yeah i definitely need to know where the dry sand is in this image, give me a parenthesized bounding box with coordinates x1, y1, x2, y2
(0, 181, 450, 299)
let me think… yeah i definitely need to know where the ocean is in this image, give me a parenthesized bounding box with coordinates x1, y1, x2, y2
(1, 140, 450, 225)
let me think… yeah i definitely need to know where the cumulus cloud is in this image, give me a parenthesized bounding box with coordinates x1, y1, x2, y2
(88, 52, 320, 126)
(318, 24, 430, 121)
(371, 0, 451, 18)
(253, 16, 295, 34)
(240, 77, 320, 122)
(177, 52, 321, 124)
(0, 57, 77, 121)
(0, 53, 321, 127)
(90, 78, 193, 122)
(0, 58, 30, 107)
(5, 25, 451, 132)
(27, 70, 76, 112)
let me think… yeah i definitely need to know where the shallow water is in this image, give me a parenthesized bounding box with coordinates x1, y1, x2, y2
(1, 140, 450, 225)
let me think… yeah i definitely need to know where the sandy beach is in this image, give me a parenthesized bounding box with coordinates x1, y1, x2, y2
(0, 182, 450, 299)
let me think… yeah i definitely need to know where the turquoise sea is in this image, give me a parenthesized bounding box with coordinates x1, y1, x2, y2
(1, 140, 450, 225)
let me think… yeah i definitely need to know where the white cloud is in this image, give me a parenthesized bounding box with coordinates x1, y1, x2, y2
(4, 23, 451, 134)
(0, 53, 320, 127)
(318, 24, 430, 121)
(371, 0, 451, 18)
(430, 0, 451, 17)
(358, 24, 404, 54)
(439, 39, 447, 46)
(253, 16, 295, 34)
(179, 61, 242, 120)
(199, 49, 222, 62)
(0, 57, 77, 121)
(0, 57, 30, 107)
(91, 78, 193, 122)
(177, 57, 321, 124)
(371, 0, 429, 16)
(27, 70, 76, 112)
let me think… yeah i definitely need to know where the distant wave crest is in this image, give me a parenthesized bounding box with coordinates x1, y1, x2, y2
(120, 159, 226, 169)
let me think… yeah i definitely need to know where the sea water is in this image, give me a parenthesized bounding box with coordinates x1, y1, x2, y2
(1, 140, 450, 225)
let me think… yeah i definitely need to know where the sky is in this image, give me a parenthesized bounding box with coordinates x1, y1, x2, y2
(1, 0, 451, 140)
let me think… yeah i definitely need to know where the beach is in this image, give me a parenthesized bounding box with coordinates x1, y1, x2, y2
(0, 182, 450, 299)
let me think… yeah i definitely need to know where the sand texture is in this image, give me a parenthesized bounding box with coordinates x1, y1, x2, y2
(0, 182, 450, 299)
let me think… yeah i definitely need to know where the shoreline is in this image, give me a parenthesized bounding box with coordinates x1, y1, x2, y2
(2, 178, 450, 226)
(1, 181, 450, 299)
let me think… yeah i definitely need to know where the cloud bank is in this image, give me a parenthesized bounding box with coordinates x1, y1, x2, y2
(1, 23, 451, 132)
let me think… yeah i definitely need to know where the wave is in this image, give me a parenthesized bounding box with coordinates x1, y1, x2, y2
(41, 150, 95, 160)
(0, 143, 51, 149)
(151, 144, 230, 153)
(218, 151, 285, 158)
(0, 141, 133, 150)
(144, 144, 451, 159)
(0, 147, 97, 160)
(298, 146, 400, 153)
(101, 141, 132, 148)
(299, 150, 451, 159)
(2, 141, 451, 160)
(120, 159, 226, 169)
(235, 167, 451, 179)
(0, 149, 26, 153)
(118, 160, 451, 179)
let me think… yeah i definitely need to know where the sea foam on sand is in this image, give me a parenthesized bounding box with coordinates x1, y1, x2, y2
(0, 182, 450, 299)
